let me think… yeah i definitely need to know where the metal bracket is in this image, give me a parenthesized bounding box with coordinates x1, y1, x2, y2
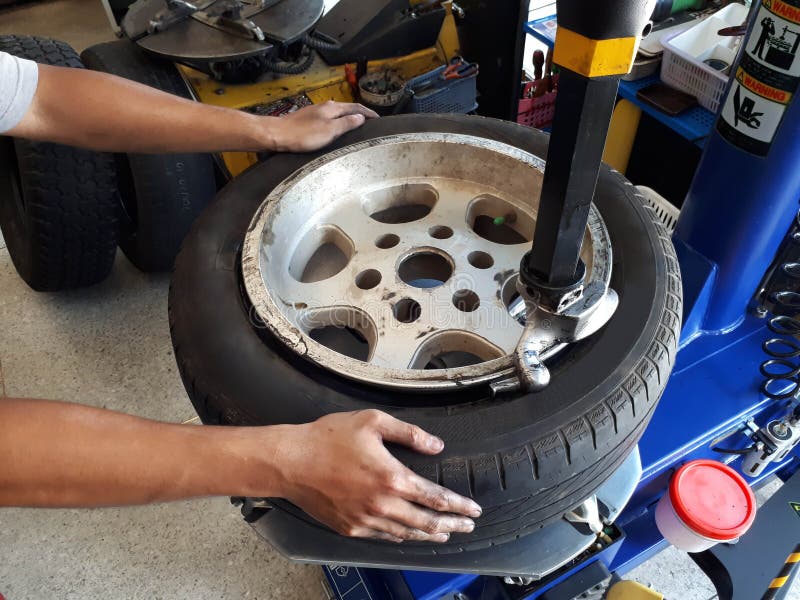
(194, 10, 266, 41)
(565, 495, 604, 535)
(491, 280, 619, 394)
(232, 496, 273, 522)
(148, 0, 281, 40)
(742, 415, 800, 478)
(148, 0, 215, 34)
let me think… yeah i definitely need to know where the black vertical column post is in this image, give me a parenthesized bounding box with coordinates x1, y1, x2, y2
(522, 0, 655, 289)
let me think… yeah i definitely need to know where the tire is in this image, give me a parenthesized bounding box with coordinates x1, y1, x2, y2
(81, 40, 216, 272)
(0, 36, 119, 291)
(169, 115, 682, 553)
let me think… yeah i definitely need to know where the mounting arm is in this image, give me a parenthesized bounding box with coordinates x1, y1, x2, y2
(503, 0, 655, 393)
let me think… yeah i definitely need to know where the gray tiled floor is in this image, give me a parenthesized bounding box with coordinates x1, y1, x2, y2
(1, 1, 799, 599)
(0, 245, 325, 600)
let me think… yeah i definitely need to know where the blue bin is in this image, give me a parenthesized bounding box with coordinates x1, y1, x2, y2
(407, 63, 478, 114)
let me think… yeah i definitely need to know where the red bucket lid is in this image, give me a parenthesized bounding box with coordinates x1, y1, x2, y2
(669, 460, 756, 541)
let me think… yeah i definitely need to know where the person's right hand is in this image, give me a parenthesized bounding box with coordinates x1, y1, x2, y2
(273, 409, 482, 543)
(265, 101, 378, 153)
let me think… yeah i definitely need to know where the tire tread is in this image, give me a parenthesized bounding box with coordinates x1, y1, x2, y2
(0, 35, 119, 291)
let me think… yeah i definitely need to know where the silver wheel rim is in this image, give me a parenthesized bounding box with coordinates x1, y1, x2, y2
(242, 133, 612, 391)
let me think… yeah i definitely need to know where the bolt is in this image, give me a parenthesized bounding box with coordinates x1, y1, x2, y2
(755, 305, 768, 318)
(215, 87, 226, 95)
(775, 421, 790, 436)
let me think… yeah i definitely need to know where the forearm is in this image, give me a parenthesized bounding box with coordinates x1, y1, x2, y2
(0, 398, 290, 507)
(9, 64, 278, 153)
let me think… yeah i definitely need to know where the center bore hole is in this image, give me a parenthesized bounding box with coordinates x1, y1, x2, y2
(398, 251, 453, 289)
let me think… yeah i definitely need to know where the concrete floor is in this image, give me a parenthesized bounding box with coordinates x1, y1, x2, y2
(0, 0, 115, 51)
(0, 1, 798, 599)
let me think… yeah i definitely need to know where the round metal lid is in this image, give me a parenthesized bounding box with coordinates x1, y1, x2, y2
(123, 0, 323, 62)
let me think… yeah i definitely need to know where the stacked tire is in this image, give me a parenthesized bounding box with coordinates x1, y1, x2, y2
(0, 36, 217, 292)
(81, 40, 216, 272)
(0, 36, 119, 291)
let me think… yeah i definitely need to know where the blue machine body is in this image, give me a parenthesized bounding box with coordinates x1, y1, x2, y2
(323, 5, 800, 598)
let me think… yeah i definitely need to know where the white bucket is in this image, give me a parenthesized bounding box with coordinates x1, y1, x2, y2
(656, 487, 723, 552)
(655, 460, 756, 553)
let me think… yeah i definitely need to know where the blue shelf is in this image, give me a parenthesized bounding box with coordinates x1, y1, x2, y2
(523, 15, 557, 48)
(618, 75, 716, 148)
(522, 17, 717, 148)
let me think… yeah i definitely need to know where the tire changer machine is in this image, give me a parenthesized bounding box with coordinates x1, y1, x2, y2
(313, 1, 800, 599)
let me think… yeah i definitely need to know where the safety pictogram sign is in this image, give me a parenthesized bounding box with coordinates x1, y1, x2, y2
(718, 0, 800, 156)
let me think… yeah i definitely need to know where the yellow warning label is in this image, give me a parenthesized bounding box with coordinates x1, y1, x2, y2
(791, 501, 800, 517)
(736, 67, 794, 103)
(764, 0, 800, 26)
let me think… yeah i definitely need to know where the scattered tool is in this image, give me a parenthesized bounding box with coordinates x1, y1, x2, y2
(441, 56, 478, 80)
(531, 49, 548, 98)
(344, 63, 357, 95)
(532, 49, 544, 81)
(411, 57, 478, 96)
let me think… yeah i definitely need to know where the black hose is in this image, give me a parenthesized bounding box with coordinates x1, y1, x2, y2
(302, 31, 341, 51)
(266, 50, 315, 74)
(712, 445, 756, 455)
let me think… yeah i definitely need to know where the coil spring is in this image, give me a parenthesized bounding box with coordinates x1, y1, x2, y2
(761, 262, 800, 400)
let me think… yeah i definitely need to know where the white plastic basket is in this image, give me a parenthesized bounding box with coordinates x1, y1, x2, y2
(661, 3, 750, 113)
(637, 186, 680, 233)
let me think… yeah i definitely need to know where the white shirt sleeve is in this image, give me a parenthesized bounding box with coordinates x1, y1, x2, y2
(0, 51, 39, 134)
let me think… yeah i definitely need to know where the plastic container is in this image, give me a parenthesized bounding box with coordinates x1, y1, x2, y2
(661, 3, 749, 113)
(358, 71, 407, 108)
(407, 62, 478, 114)
(655, 460, 756, 552)
(517, 74, 559, 129)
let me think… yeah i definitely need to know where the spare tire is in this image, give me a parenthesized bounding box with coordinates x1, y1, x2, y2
(81, 40, 217, 272)
(0, 36, 119, 291)
(168, 115, 682, 554)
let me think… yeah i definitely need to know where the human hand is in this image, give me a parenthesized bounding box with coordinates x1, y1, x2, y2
(274, 409, 481, 542)
(267, 101, 378, 153)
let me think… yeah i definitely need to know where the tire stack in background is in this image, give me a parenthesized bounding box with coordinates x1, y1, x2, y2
(0, 35, 216, 291)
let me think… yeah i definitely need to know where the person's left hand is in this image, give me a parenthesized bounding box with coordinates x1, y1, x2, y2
(266, 101, 378, 153)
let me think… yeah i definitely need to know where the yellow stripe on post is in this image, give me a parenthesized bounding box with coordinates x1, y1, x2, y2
(770, 576, 789, 588)
(787, 553, 800, 563)
(553, 26, 638, 78)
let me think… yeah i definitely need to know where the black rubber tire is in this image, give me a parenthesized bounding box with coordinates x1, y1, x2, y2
(169, 115, 682, 553)
(0, 36, 119, 291)
(80, 40, 216, 272)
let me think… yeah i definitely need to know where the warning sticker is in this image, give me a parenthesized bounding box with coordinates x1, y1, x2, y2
(737, 66, 794, 102)
(719, 81, 786, 153)
(749, 0, 800, 77)
(718, 0, 800, 156)
(791, 501, 800, 518)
